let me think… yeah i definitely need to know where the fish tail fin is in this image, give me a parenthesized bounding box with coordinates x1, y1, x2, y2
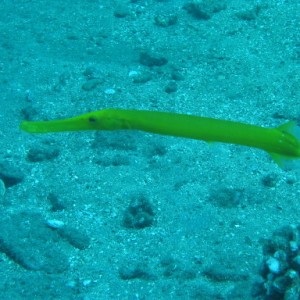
(277, 121, 298, 135)
(270, 121, 300, 169)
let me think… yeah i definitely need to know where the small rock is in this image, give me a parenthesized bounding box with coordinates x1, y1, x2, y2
(235, 6, 261, 21)
(266, 257, 281, 274)
(123, 194, 155, 229)
(20, 106, 38, 121)
(0, 162, 24, 187)
(171, 69, 184, 81)
(46, 219, 65, 229)
(139, 52, 168, 67)
(82, 66, 99, 79)
(154, 14, 178, 27)
(209, 187, 244, 208)
(26, 143, 59, 162)
(114, 4, 129, 18)
(119, 262, 153, 280)
(81, 78, 104, 91)
(131, 72, 152, 84)
(104, 88, 116, 95)
(82, 279, 92, 287)
(165, 81, 177, 93)
(261, 173, 278, 187)
(47, 192, 66, 211)
(183, 0, 226, 20)
(290, 240, 298, 252)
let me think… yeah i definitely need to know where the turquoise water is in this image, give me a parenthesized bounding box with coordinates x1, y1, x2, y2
(1, 0, 300, 299)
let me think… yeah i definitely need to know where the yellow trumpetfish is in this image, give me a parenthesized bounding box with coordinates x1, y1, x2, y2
(20, 108, 300, 166)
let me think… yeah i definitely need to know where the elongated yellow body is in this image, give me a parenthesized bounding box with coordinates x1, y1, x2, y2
(20, 108, 300, 165)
